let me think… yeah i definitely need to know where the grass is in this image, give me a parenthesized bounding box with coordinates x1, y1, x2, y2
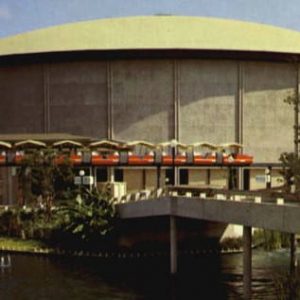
(0, 236, 47, 252)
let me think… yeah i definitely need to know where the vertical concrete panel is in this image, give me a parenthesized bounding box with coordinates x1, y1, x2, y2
(189, 169, 207, 185)
(49, 61, 107, 138)
(210, 169, 227, 188)
(180, 60, 237, 144)
(145, 169, 157, 190)
(249, 169, 265, 190)
(244, 62, 295, 162)
(0, 65, 44, 133)
(124, 169, 143, 192)
(112, 60, 173, 142)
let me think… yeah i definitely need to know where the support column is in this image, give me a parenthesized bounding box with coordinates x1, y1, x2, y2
(93, 166, 97, 188)
(265, 166, 272, 189)
(237, 62, 244, 191)
(206, 169, 211, 186)
(142, 169, 146, 190)
(157, 166, 161, 189)
(170, 216, 177, 275)
(173, 60, 180, 187)
(243, 225, 252, 300)
(109, 167, 115, 182)
(290, 233, 298, 274)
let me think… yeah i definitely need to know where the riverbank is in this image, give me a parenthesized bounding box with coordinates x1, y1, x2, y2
(0, 236, 245, 258)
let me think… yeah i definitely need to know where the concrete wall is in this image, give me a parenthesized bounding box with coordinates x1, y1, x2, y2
(145, 169, 158, 190)
(0, 58, 297, 164)
(210, 169, 228, 188)
(189, 169, 207, 186)
(0, 65, 44, 133)
(179, 60, 237, 144)
(243, 62, 295, 162)
(124, 169, 144, 193)
(48, 61, 108, 138)
(250, 168, 283, 190)
(111, 60, 174, 142)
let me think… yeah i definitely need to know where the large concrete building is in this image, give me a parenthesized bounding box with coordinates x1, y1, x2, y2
(1, 16, 300, 203)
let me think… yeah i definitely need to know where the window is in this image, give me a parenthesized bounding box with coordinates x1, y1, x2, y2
(96, 168, 108, 182)
(179, 169, 189, 185)
(165, 168, 174, 185)
(114, 169, 124, 182)
(243, 169, 250, 191)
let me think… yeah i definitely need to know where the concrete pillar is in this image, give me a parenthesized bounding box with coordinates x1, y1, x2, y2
(265, 166, 272, 189)
(243, 225, 252, 300)
(157, 166, 161, 189)
(290, 233, 298, 274)
(142, 169, 146, 189)
(109, 167, 115, 182)
(93, 167, 97, 188)
(206, 169, 211, 186)
(170, 216, 177, 275)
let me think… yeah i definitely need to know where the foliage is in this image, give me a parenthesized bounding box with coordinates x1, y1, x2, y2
(0, 187, 118, 250)
(283, 92, 298, 106)
(17, 149, 76, 205)
(0, 236, 46, 251)
(253, 229, 290, 251)
(274, 273, 300, 300)
(220, 237, 243, 250)
(55, 188, 117, 243)
(279, 152, 300, 193)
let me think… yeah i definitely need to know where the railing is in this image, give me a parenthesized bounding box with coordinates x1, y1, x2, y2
(116, 185, 300, 206)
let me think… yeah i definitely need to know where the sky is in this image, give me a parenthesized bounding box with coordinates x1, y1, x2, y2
(0, 0, 300, 38)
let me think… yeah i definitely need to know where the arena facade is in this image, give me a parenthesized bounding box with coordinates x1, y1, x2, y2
(0, 16, 300, 203)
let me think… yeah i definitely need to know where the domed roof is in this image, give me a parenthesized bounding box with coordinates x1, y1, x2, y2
(1, 16, 300, 56)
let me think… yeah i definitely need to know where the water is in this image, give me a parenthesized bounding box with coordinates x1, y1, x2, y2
(0, 249, 296, 300)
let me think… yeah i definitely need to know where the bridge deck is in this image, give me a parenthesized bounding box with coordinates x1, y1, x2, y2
(117, 196, 300, 233)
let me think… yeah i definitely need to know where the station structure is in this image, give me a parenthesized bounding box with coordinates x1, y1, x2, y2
(1, 16, 300, 202)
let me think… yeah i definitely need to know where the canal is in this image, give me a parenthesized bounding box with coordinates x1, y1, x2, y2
(0, 249, 297, 299)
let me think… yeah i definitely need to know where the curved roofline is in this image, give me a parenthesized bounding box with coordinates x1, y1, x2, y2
(1, 16, 300, 57)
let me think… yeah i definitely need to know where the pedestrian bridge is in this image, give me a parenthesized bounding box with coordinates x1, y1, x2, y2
(117, 187, 300, 234)
(116, 186, 300, 299)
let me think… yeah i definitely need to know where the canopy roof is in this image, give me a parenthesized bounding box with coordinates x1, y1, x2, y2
(14, 140, 46, 148)
(52, 140, 83, 148)
(0, 141, 12, 149)
(2, 16, 300, 57)
(126, 140, 156, 149)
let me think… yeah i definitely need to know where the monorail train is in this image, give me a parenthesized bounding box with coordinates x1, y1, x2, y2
(0, 139, 253, 167)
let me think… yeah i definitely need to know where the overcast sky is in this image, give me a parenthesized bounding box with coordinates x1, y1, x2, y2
(0, 0, 300, 38)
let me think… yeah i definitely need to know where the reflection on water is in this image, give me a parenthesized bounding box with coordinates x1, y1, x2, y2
(0, 249, 296, 300)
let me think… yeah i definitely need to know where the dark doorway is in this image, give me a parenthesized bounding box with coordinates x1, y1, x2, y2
(179, 169, 189, 185)
(243, 169, 250, 191)
(96, 168, 108, 182)
(114, 169, 124, 182)
(165, 168, 174, 185)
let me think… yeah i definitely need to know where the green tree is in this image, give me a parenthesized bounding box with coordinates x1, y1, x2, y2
(17, 149, 76, 205)
(56, 188, 116, 243)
